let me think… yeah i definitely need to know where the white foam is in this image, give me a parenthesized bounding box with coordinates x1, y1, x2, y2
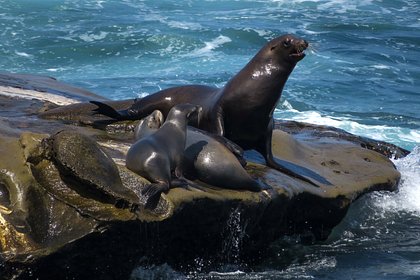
(274, 106, 419, 150)
(14, 51, 33, 58)
(209, 270, 245, 276)
(46, 67, 68, 72)
(186, 35, 232, 57)
(374, 146, 420, 216)
(94, 0, 105, 9)
(275, 104, 420, 217)
(317, 0, 375, 12)
(79, 31, 108, 42)
(243, 27, 272, 38)
(143, 13, 167, 22)
(371, 64, 391, 70)
(167, 20, 202, 30)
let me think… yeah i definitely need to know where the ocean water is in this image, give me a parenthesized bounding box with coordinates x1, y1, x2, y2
(0, 0, 419, 279)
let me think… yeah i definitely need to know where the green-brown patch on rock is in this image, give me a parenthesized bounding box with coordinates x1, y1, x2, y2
(31, 159, 136, 222)
(44, 130, 140, 208)
(0, 135, 47, 257)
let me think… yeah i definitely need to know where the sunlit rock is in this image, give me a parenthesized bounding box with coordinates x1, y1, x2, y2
(0, 73, 408, 279)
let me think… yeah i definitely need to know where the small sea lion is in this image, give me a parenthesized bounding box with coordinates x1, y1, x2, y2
(126, 104, 201, 209)
(134, 110, 164, 140)
(134, 110, 268, 192)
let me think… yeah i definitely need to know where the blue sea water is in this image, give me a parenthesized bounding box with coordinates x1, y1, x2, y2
(1, 0, 419, 279)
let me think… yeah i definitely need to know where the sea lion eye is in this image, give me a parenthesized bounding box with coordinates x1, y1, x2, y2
(283, 39, 291, 48)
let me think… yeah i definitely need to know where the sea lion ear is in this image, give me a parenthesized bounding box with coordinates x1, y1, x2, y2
(270, 38, 291, 51)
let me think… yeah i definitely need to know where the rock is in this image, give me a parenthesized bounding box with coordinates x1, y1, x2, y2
(275, 120, 410, 159)
(42, 130, 140, 209)
(0, 72, 405, 279)
(0, 72, 108, 104)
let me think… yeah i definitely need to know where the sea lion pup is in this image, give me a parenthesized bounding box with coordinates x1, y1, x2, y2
(126, 104, 200, 209)
(92, 34, 331, 186)
(134, 109, 164, 140)
(135, 110, 270, 192)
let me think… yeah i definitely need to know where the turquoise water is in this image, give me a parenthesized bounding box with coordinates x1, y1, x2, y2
(1, 0, 419, 279)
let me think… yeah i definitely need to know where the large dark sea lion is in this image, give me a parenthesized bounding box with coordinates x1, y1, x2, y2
(135, 110, 268, 192)
(92, 34, 331, 186)
(126, 104, 200, 209)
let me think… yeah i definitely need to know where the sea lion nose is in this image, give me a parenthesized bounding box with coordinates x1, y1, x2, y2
(303, 40, 309, 48)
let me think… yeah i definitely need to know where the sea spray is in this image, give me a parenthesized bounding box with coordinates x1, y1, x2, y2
(274, 106, 420, 151)
(374, 146, 420, 215)
(221, 207, 247, 265)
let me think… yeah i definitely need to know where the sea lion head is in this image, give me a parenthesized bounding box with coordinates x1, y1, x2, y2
(265, 34, 308, 65)
(168, 103, 202, 124)
(134, 110, 164, 140)
(144, 110, 164, 130)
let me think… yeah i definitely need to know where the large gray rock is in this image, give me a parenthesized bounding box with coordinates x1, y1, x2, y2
(0, 73, 408, 279)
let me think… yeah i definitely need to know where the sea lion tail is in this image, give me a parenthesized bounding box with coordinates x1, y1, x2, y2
(90, 101, 124, 120)
(141, 183, 167, 209)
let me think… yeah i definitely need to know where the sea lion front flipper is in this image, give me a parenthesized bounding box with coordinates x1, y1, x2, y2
(141, 183, 168, 209)
(259, 118, 332, 187)
(213, 135, 246, 166)
(190, 127, 246, 166)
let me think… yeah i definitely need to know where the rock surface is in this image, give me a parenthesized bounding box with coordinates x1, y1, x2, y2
(0, 73, 409, 279)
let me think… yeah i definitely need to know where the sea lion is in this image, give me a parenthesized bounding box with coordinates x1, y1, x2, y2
(126, 104, 200, 209)
(135, 110, 268, 192)
(92, 34, 331, 186)
(134, 109, 164, 140)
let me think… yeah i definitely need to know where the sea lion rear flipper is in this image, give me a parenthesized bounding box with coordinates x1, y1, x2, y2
(90, 101, 127, 120)
(141, 183, 167, 209)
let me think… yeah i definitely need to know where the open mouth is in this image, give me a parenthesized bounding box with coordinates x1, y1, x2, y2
(289, 44, 308, 59)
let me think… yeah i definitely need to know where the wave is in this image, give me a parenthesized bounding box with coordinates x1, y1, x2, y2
(14, 51, 33, 59)
(167, 21, 203, 31)
(375, 146, 420, 216)
(185, 35, 232, 58)
(79, 31, 109, 42)
(274, 103, 419, 151)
